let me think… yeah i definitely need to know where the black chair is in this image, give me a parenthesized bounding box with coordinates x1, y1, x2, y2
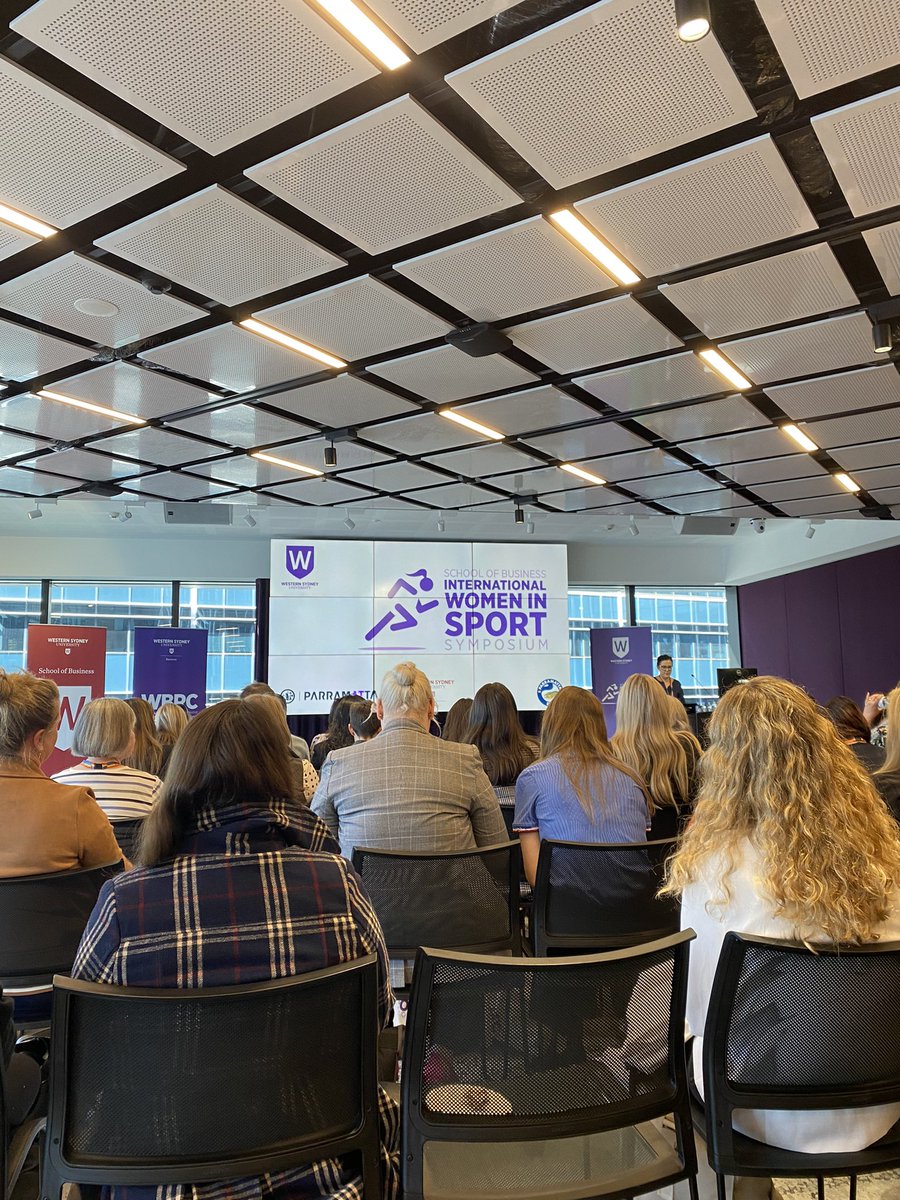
(532, 838, 679, 955)
(1, 1051, 45, 1200)
(697, 932, 900, 1200)
(0, 863, 123, 994)
(401, 931, 698, 1200)
(42, 955, 382, 1200)
(110, 818, 144, 861)
(352, 842, 522, 958)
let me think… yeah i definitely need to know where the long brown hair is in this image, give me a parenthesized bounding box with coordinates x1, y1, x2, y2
(138, 699, 296, 866)
(442, 697, 472, 743)
(825, 695, 872, 743)
(465, 682, 536, 785)
(664, 676, 900, 943)
(124, 697, 163, 775)
(540, 686, 647, 819)
(611, 674, 697, 814)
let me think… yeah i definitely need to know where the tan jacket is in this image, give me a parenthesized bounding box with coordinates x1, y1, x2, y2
(0, 761, 123, 877)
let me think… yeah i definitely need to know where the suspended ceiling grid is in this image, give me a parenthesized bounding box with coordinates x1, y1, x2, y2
(0, 0, 898, 532)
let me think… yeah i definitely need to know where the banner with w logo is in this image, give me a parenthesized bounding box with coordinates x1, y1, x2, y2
(588, 626, 653, 735)
(26, 624, 107, 776)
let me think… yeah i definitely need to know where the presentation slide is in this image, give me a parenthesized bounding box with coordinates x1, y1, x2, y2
(268, 539, 570, 714)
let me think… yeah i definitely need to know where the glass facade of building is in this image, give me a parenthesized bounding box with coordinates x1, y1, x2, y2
(634, 586, 730, 707)
(568, 588, 629, 688)
(178, 584, 256, 704)
(0, 581, 43, 673)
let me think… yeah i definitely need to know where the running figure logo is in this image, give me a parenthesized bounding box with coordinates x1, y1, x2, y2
(365, 569, 439, 641)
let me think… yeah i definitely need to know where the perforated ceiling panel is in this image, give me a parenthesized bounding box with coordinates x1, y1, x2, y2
(507, 295, 680, 374)
(626, 471, 722, 500)
(263, 477, 378, 506)
(576, 137, 817, 277)
(265, 376, 417, 429)
(0, 223, 38, 264)
(129, 471, 232, 501)
(47, 361, 216, 419)
(446, 0, 754, 188)
(0, 391, 124, 440)
(575, 352, 723, 413)
(361, 411, 479, 455)
(0, 466, 81, 496)
(0, 429, 52, 461)
(365, 344, 538, 402)
(0, 58, 183, 227)
(752, 477, 843, 504)
(863, 219, 900, 294)
(139, 324, 322, 392)
(165, 404, 314, 449)
(190, 454, 314, 490)
(396, 480, 497, 508)
(423, 442, 540, 475)
(18, 446, 144, 481)
(0, 254, 205, 348)
(854, 465, 900, 491)
(832, 439, 900, 470)
(660, 244, 858, 340)
(0, 317, 92, 382)
(661, 491, 756, 515)
(453, 386, 598, 437)
(364, 0, 520, 52)
(755, 0, 900, 97)
(722, 312, 877, 385)
(687, 427, 795, 467)
(719, 454, 830, 488)
(338, 460, 450, 492)
(12, 0, 379, 156)
(801, 406, 900, 448)
(394, 217, 616, 322)
(769, 364, 900, 421)
(585, 447, 687, 482)
(779, 494, 861, 517)
(638, 395, 766, 443)
(523, 420, 647, 462)
(813, 88, 900, 215)
(84, 426, 220, 466)
(96, 186, 345, 306)
(255, 277, 452, 362)
(246, 96, 521, 255)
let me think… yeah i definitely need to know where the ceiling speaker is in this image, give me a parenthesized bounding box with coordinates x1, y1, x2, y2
(674, 515, 739, 536)
(444, 323, 512, 357)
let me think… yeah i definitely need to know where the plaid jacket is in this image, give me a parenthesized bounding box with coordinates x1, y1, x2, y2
(72, 799, 398, 1200)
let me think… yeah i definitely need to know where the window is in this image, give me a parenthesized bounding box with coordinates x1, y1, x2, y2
(49, 583, 173, 697)
(568, 588, 629, 688)
(178, 584, 256, 704)
(0, 581, 43, 672)
(634, 586, 730, 707)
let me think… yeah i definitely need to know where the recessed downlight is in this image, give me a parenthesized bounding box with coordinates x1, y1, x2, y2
(0, 202, 56, 240)
(251, 451, 323, 477)
(239, 319, 347, 370)
(548, 210, 641, 286)
(559, 463, 607, 486)
(37, 388, 145, 426)
(675, 0, 711, 42)
(438, 409, 504, 441)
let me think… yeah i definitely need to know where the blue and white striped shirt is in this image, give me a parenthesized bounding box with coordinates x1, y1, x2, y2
(513, 756, 648, 843)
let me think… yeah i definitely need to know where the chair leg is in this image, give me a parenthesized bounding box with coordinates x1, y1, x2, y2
(816, 1178, 825, 1200)
(687, 1172, 700, 1200)
(848, 1176, 857, 1200)
(715, 1174, 727, 1200)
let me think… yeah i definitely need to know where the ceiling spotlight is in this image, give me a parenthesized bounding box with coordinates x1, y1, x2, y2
(805, 522, 816, 539)
(629, 516, 640, 537)
(873, 321, 893, 354)
(675, 0, 711, 41)
(515, 506, 525, 525)
(243, 512, 257, 528)
(324, 442, 338, 468)
(121, 507, 133, 521)
(525, 517, 535, 535)
(436, 512, 446, 533)
(343, 510, 356, 531)
(26, 505, 42, 520)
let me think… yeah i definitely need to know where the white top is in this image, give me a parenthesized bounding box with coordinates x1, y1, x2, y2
(682, 838, 900, 1153)
(53, 763, 162, 822)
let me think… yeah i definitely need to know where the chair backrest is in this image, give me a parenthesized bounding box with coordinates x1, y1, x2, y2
(110, 819, 143, 861)
(0, 862, 123, 989)
(44, 955, 382, 1191)
(703, 932, 900, 1169)
(532, 838, 679, 955)
(352, 842, 522, 957)
(401, 932, 696, 1199)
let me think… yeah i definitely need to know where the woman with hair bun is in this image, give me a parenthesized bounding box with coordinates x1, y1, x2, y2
(347, 697, 381, 743)
(664, 676, 900, 1192)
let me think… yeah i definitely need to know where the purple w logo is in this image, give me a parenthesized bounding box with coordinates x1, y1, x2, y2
(285, 545, 315, 580)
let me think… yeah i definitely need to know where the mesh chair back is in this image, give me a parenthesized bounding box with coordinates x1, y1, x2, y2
(110, 819, 143, 861)
(533, 839, 679, 955)
(401, 933, 695, 1199)
(352, 843, 521, 957)
(0, 863, 122, 989)
(46, 956, 381, 1189)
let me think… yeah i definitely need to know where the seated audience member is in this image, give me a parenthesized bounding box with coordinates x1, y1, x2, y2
(54, 698, 162, 821)
(347, 697, 381, 742)
(244, 692, 318, 804)
(825, 694, 885, 772)
(464, 682, 538, 818)
(874, 687, 900, 821)
(513, 686, 649, 886)
(612, 674, 700, 841)
(0, 671, 121, 877)
(663, 676, 900, 1197)
(654, 654, 685, 704)
(1, 987, 41, 1128)
(240, 681, 310, 761)
(313, 662, 506, 858)
(124, 697, 163, 777)
(667, 693, 691, 733)
(441, 697, 472, 743)
(154, 701, 189, 778)
(72, 699, 398, 1200)
(311, 693, 357, 771)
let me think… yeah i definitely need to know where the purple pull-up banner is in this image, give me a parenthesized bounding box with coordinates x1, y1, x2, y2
(133, 627, 208, 716)
(589, 626, 653, 735)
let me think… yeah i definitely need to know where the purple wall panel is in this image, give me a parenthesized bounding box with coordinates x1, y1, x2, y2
(738, 545, 900, 705)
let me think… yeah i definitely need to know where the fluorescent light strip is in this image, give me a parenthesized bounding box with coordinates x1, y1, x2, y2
(438, 409, 504, 441)
(548, 210, 641, 286)
(252, 451, 323, 477)
(0, 203, 56, 239)
(313, 0, 410, 69)
(38, 388, 145, 425)
(239, 319, 347, 370)
(697, 348, 752, 391)
(559, 463, 607, 486)
(834, 472, 861, 494)
(780, 423, 819, 453)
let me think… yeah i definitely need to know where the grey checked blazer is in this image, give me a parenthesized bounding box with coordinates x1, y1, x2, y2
(311, 718, 508, 859)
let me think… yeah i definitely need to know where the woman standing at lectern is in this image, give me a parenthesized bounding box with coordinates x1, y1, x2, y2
(654, 654, 685, 704)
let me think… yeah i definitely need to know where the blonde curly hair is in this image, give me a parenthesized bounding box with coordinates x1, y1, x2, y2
(663, 675, 900, 943)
